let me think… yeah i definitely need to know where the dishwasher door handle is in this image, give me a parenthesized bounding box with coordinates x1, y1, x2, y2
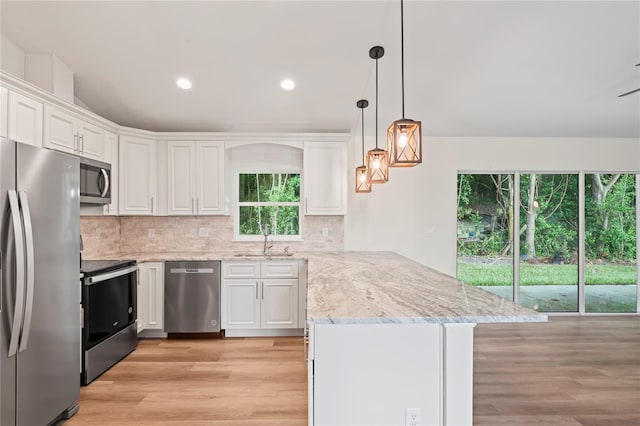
(169, 268, 215, 274)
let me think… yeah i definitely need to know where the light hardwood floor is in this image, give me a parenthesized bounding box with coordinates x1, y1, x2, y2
(65, 317, 639, 426)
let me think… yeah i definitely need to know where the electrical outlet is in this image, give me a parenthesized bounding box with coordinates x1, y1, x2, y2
(406, 408, 421, 426)
(321, 227, 329, 237)
(148, 228, 155, 238)
(199, 227, 210, 237)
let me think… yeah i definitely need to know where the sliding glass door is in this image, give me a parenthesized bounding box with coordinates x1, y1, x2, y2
(518, 174, 578, 312)
(456, 174, 514, 301)
(584, 174, 637, 313)
(456, 172, 639, 314)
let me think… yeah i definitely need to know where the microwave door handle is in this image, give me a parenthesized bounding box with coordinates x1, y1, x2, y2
(100, 169, 110, 197)
(7, 190, 26, 357)
(18, 191, 35, 353)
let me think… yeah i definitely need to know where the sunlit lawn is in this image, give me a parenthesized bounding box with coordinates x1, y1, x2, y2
(457, 262, 637, 286)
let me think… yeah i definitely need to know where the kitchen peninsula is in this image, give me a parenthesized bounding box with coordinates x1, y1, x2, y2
(306, 251, 546, 426)
(84, 248, 546, 425)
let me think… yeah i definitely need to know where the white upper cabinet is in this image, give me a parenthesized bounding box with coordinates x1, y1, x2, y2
(196, 142, 224, 214)
(44, 105, 75, 152)
(8, 91, 43, 147)
(44, 105, 105, 160)
(167, 140, 224, 215)
(103, 130, 119, 215)
(167, 141, 196, 215)
(303, 142, 347, 215)
(1, 86, 8, 138)
(119, 135, 157, 215)
(77, 120, 104, 160)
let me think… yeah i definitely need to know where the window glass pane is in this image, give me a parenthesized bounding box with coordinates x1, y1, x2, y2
(585, 174, 637, 313)
(456, 174, 514, 301)
(239, 206, 300, 236)
(239, 173, 300, 202)
(519, 174, 578, 312)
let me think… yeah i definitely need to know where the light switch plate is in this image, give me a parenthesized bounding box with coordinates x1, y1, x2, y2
(199, 227, 210, 237)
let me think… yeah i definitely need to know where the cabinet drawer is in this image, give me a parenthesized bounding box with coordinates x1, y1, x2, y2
(261, 262, 299, 279)
(223, 262, 260, 279)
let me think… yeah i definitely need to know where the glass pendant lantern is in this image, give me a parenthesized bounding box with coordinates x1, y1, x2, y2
(366, 45, 389, 184)
(388, 0, 422, 167)
(355, 99, 372, 193)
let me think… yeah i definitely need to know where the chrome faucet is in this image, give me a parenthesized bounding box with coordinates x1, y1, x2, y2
(263, 225, 273, 254)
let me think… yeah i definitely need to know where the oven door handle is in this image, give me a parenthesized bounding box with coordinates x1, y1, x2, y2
(86, 265, 138, 285)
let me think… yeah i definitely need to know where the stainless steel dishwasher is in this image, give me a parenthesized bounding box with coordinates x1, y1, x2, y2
(164, 261, 221, 333)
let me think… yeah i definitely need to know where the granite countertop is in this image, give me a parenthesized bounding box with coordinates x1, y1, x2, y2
(305, 251, 547, 325)
(86, 250, 546, 325)
(86, 251, 308, 262)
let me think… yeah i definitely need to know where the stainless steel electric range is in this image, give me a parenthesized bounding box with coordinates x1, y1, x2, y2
(80, 260, 138, 385)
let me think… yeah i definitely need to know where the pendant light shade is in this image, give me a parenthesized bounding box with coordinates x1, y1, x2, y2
(388, 118, 422, 166)
(367, 45, 389, 184)
(388, 0, 422, 167)
(355, 99, 372, 193)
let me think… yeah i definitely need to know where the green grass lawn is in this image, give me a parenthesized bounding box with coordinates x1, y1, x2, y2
(457, 261, 637, 286)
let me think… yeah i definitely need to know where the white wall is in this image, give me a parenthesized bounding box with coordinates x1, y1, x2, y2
(1, 34, 25, 78)
(345, 137, 640, 276)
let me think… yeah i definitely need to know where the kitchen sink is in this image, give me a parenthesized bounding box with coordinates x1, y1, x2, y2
(233, 251, 294, 258)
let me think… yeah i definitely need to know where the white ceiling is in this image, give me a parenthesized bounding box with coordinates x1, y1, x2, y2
(1, 1, 639, 137)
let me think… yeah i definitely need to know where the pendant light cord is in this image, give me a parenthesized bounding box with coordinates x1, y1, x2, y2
(361, 107, 366, 163)
(375, 56, 379, 149)
(401, 0, 405, 119)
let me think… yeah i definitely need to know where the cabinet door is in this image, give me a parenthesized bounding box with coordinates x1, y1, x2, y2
(137, 267, 148, 333)
(43, 105, 76, 154)
(167, 141, 197, 215)
(78, 120, 105, 160)
(139, 262, 164, 330)
(196, 141, 224, 214)
(222, 279, 260, 329)
(303, 142, 346, 215)
(102, 131, 119, 215)
(261, 279, 298, 328)
(8, 91, 43, 147)
(1, 86, 8, 138)
(119, 135, 157, 215)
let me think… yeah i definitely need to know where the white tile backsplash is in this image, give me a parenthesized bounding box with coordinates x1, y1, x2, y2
(80, 215, 343, 257)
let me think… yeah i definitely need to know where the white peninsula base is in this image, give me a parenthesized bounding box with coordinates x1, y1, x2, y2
(307, 322, 476, 426)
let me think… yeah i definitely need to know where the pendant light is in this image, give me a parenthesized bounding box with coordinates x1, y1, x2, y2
(355, 99, 372, 193)
(367, 45, 389, 184)
(387, 0, 422, 167)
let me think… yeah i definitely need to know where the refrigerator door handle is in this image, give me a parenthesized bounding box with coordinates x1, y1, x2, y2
(18, 191, 35, 352)
(7, 190, 26, 357)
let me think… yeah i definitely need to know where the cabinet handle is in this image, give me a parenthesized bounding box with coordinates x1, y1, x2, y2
(261, 281, 264, 300)
(151, 197, 155, 214)
(256, 281, 259, 299)
(73, 133, 79, 153)
(305, 197, 308, 214)
(191, 197, 195, 214)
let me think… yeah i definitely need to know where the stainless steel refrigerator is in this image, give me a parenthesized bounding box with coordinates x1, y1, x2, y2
(1, 138, 80, 425)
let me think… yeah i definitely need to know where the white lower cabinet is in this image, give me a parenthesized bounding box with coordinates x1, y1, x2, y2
(222, 261, 300, 333)
(223, 279, 261, 329)
(137, 262, 164, 333)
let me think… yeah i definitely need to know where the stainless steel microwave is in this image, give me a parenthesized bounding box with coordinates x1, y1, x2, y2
(79, 157, 111, 205)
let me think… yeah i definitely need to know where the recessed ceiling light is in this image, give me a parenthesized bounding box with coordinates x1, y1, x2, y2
(176, 78, 192, 90)
(280, 79, 295, 90)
